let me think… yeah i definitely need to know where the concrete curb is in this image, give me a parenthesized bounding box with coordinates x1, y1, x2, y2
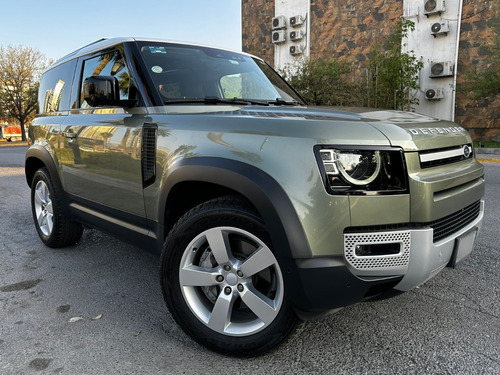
(0, 141, 29, 147)
(476, 149, 500, 163)
(477, 157, 500, 164)
(476, 147, 500, 155)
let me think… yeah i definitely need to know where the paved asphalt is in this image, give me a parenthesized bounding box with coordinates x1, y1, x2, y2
(0, 144, 499, 374)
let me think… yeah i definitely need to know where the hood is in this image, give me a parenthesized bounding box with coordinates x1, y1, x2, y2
(235, 106, 472, 152)
(162, 105, 472, 152)
(336, 108, 472, 151)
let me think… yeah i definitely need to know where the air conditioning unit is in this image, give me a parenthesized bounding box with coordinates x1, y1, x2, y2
(290, 30, 304, 41)
(423, 0, 445, 17)
(425, 88, 444, 100)
(289, 45, 304, 56)
(289, 15, 304, 27)
(272, 16, 286, 30)
(430, 61, 454, 78)
(272, 30, 286, 44)
(431, 21, 449, 36)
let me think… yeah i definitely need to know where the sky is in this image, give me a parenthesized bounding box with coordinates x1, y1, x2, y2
(0, 0, 242, 61)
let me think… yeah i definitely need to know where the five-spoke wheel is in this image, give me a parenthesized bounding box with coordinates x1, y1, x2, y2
(34, 179, 54, 237)
(160, 196, 297, 356)
(179, 226, 284, 336)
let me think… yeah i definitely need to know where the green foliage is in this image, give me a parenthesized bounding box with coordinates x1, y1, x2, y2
(463, 35, 500, 99)
(280, 58, 362, 106)
(465, 4, 500, 99)
(279, 21, 423, 111)
(474, 140, 500, 148)
(366, 20, 424, 111)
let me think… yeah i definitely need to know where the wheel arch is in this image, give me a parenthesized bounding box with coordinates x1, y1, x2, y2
(25, 144, 64, 194)
(160, 157, 312, 260)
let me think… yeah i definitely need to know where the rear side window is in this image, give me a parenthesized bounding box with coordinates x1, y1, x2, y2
(38, 59, 77, 114)
(79, 50, 130, 108)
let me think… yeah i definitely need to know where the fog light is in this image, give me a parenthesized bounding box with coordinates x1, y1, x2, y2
(355, 243, 401, 256)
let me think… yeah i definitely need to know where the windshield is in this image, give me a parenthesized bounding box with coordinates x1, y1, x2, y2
(137, 41, 305, 105)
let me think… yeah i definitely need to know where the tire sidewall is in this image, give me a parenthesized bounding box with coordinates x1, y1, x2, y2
(31, 169, 56, 245)
(160, 202, 297, 356)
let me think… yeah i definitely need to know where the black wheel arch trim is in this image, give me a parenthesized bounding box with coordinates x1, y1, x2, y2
(159, 157, 312, 261)
(25, 144, 75, 220)
(25, 144, 63, 193)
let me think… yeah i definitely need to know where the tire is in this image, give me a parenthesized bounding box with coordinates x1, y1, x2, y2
(31, 168, 83, 248)
(160, 196, 298, 356)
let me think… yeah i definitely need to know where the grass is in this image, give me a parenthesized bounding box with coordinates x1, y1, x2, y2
(474, 141, 500, 148)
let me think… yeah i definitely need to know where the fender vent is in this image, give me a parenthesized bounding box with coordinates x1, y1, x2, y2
(142, 123, 157, 186)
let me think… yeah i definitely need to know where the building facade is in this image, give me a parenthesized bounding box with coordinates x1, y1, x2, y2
(242, 0, 499, 141)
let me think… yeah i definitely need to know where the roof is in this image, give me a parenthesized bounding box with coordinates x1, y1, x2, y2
(46, 37, 254, 72)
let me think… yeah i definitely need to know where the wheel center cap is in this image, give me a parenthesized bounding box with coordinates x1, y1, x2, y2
(226, 273, 238, 286)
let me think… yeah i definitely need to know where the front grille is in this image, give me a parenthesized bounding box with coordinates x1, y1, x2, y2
(419, 144, 473, 169)
(428, 200, 481, 242)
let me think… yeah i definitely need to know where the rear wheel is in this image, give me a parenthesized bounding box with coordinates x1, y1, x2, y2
(160, 196, 297, 356)
(31, 168, 83, 248)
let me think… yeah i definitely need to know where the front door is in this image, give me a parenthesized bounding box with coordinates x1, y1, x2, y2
(58, 49, 147, 220)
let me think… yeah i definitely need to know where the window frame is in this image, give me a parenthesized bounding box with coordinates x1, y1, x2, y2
(76, 47, 133, 109)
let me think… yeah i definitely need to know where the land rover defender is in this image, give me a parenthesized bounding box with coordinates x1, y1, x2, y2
(25, 38, 484, 356)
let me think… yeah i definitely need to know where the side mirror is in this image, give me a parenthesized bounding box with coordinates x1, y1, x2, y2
(82, 76, 137, 107)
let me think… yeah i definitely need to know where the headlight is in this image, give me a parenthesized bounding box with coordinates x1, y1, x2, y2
(316, 146, 408, 195)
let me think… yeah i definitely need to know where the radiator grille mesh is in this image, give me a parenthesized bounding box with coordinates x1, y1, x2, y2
(428, 200, 481, 242)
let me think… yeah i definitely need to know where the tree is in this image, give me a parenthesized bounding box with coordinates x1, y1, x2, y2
(0, 45, 47, 141)
(280, 58, 362, 106)
(366, 20, 423, 111)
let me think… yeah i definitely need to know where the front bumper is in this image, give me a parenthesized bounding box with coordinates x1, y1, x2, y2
(290, 200, 484, 313)
(344, 200, 484, 291)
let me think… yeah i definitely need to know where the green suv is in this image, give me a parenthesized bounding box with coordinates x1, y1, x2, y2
(25, 37, 485, 356)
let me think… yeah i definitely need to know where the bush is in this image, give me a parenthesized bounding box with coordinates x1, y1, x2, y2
(279, 21, 423, 111)
(366, 20, 423, 111)
(280, 58, 362, 106)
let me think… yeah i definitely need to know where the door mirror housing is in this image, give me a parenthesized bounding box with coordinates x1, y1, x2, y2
(82, 76, 137, 107)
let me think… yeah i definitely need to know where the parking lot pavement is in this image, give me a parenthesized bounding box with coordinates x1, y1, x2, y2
(1, 147, 499, 374)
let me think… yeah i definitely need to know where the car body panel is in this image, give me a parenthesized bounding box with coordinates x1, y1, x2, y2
(26, 37, 485, 317)
(58, 111, 147, 218)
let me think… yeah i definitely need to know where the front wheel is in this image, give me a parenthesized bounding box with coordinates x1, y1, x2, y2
(160, 197, 297, 356)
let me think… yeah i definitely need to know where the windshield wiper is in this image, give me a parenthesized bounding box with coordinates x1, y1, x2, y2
(267, 98, 300, 106)
(163, 97, 270, 106)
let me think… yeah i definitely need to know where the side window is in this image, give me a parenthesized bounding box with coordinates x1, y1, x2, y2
(80, 50, 130, 108)
(38, 59, 77, 114)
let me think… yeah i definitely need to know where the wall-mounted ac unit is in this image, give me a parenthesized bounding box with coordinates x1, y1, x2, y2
(290, 30, 304, 41)
(272, 30, 286, 44)
(431, 21, 449, 36)
(289, 45, 304, 56)
(423, 0, 445, 17)
(272, 16, 286, 30)
(289, 15, 304, 27)
(425, 88, 444, 100)
(430, 61, 454, 78)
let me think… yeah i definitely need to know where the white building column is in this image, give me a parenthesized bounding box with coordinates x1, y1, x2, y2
(403, 0, 463, 120)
